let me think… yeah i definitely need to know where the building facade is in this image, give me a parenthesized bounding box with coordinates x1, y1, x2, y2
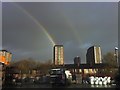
(74, 56, 81, 74)
(74, 56, 81, 66)
(86, 46, 102, 66)
(53, 45, 64, 65)
(0, 50, 12, 86)
(0, 50, 12, 65)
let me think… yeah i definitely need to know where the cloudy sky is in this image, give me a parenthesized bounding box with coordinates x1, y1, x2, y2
(2, 2, 118, 64)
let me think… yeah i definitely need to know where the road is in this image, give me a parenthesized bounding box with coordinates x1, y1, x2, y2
(2, 83, 116, 89)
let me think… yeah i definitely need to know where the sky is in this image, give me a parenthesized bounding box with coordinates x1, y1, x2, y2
(2, 2, 118, 64)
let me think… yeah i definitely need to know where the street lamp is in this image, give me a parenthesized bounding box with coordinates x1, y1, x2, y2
(115, 47, 118, 67)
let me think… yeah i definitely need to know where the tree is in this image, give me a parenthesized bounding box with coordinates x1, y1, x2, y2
(34, 60, 52, 75)
(10, 59, 52, 75)
(103, 52, 117, 68)
(10, 58, 37, 74)
(102, 52, 118, 77)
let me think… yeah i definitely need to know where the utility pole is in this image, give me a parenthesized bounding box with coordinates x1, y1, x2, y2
(115, 47, 118, 67)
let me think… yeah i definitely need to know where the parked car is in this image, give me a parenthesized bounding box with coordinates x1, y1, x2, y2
(49, 68, 72, 86)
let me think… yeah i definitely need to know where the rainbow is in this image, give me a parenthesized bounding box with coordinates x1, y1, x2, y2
(12, 3, 56, 46)
(58, 10, 83, 45)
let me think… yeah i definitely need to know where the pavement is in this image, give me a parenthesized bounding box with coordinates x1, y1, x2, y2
(1, 83, 117, 89)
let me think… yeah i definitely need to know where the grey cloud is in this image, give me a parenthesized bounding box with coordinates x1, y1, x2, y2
(2, 2, 118, 63)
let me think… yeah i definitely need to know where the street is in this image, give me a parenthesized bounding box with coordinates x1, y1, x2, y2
(2, 82, 116, 89)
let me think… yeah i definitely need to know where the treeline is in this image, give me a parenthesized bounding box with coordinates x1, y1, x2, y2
(8, 51, 119, 75)
(98, 52, 119, 77)
(9, 58, 53, 74)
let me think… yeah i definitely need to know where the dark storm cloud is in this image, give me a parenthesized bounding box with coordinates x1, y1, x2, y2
(2, 2, 118, 63)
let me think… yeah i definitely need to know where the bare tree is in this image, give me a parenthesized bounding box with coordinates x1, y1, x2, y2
(103, 52, 117, 68)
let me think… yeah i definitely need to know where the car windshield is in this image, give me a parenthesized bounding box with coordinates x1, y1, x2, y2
(50, 70, 63, 75)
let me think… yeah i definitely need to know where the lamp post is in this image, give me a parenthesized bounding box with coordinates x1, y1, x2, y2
(115, 47, 118, 67)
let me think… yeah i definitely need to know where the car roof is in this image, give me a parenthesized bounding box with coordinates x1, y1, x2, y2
(51, 68, 64, 70)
